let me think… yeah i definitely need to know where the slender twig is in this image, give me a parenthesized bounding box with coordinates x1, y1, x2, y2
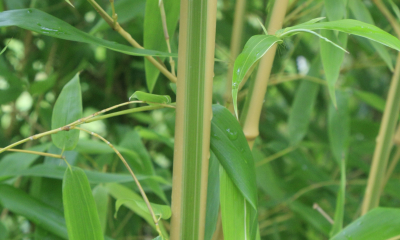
(158, 0, 176, 76)
(284, 0, 314, 24)
(259, 213, 293, 230)
(73, 126, 164, 238)
(109, 0, 118, 28)
(0, 148, 64, 159)
(256, 146, 296, 166)
(313, 203, 334, 224)
(86, 0, 177, 83)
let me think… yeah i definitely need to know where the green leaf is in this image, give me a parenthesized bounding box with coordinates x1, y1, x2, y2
(115, 198, 171, 220)
(389, 0, 400, 22)
(92, 185, 109, 234)
(64, 0, 74, 7)
(354, 90, 386, 112)
(62, 166, 104, 240)
(90, 0, 146, 34)
(0, 56, 24, 105)
(349, 0, 394, 71)
(0, 184, 69, 239)
(324, 0, 346, 21)
(328, 91, 350, 163)
(0, 144, 50, 181)
(144, 0, 180, 92)
(105, 183, 168, 237)
(210, 105, 257, 210)
(51, 73, 82, 150)
(30, 74, 57, 96)
(288, 58, 320, 145)
(12, 164, 169, 184)
(129, 91, 172, 104)
(0, 38, 11, 55)
(0, 9, 175, 57)
(232, 35, 282, 117)
(0, 221, 8, 240)
(330, 157, 346, 237)
(331, 208, 400, 240)
(204, 151, 220, 240)
(320, 30, 347, 106)
(277, 19, 400, 52)
(220, 168, 250, 240)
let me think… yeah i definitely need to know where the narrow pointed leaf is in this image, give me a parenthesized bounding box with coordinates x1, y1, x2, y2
(324, 0, 346, 21)
(349, 0, 394, 71)
(115, 199, 171, 220)
(320, 31, 347, 106)
(288, 59, 320, 145)
(129, 91, 171, 104)
(277, 19, 400, 52)
(92, 185, 109, 234)
(331, 208, 400, 240)
(0, 9, 175, 57)
(204, 151, 220, 240)
(330, 157, 346, 237)
(232, 35, 282, 117)
(144, 0, 180, 92)
(354, 90, 386, 112)
(210, 105, 257, 210)
(0, 184, 68, 239)
(62, 167, 104, 240)
(51, 73, 82, 150)
(0, 38, 11, 55)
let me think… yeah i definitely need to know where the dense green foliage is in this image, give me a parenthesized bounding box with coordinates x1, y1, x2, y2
(1, 0, 400, 239)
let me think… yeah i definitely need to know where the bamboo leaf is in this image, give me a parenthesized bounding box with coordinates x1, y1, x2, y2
(210, 105, 257, 210)
(0, 184, 68, 239)
(288, 59, 320, 145)
(64, 0, 74, 8)
(115, 199, 171, 220)
(92, 185, 109, 234)
(62, 166, 104, 240)
(330, 208, 400, 240)
(348, 0, 394, 71)
(51, 73, 82, 150)
(0, 38, 11, 55)
(232, 35, 282, 117)
(354, 90, 386, 112)
(144, 0, 180, 92)
(204, 151, 220, 240)
(129, 91, 171, 104)
(328, 91, 350, 163)
(320, 31, 347, 106)
(324, 0, 346, 21)
(0, 9, 175, 57)
(277, 19, 400, 52)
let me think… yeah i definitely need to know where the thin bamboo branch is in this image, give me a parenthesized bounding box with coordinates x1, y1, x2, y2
(256, 146, 296, 166)
(86, 0, 177, 83)
(73, 126, 164, 238)
(313, 203, 334, 224)
(158, 0, 176, 77)
(241, 0, 289, 148)
(0, 148, 63, 159)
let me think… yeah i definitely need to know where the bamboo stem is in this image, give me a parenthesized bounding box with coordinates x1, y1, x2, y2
(241, 0, 289, 148)
(86, 0, 177, 83)
(361, 1, 400, 214)
(73, 126, 164, 238)
(169, 0, 217, 238)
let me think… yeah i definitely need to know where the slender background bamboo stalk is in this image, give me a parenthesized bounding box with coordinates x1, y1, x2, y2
(170, 0, 217, 238)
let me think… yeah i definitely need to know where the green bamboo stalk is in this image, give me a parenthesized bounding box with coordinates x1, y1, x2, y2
(240, 0, 289, 148)
(361, 0, 400, 215)
(224, 0, 247, 112)
(169, 0, 217, 238)
(361, 53, 400, 214)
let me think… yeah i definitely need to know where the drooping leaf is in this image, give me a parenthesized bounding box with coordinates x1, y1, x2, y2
(62, 166, 104, 240)
(90, 0, 146, 34)
(320, 30, 347, 106)
(51, 73, 82, 150)
(348, 0, 394, 71)
(92, 185, 109, 234)
(129, 91, 172, 104)
(115, 199, 171, 220)
(331, 208, 400, 240)
(276, 19, 400, 52)
(210, 105, 257, 210)
(232, 35, 282, 117)
(328, 91, 350, 163)
(288, 58, 320, 145)
(0, 9, 175, 57)
(204, 151, 220, 240)
(144, 0, 180, 92)
(0, 184, 69, 239)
